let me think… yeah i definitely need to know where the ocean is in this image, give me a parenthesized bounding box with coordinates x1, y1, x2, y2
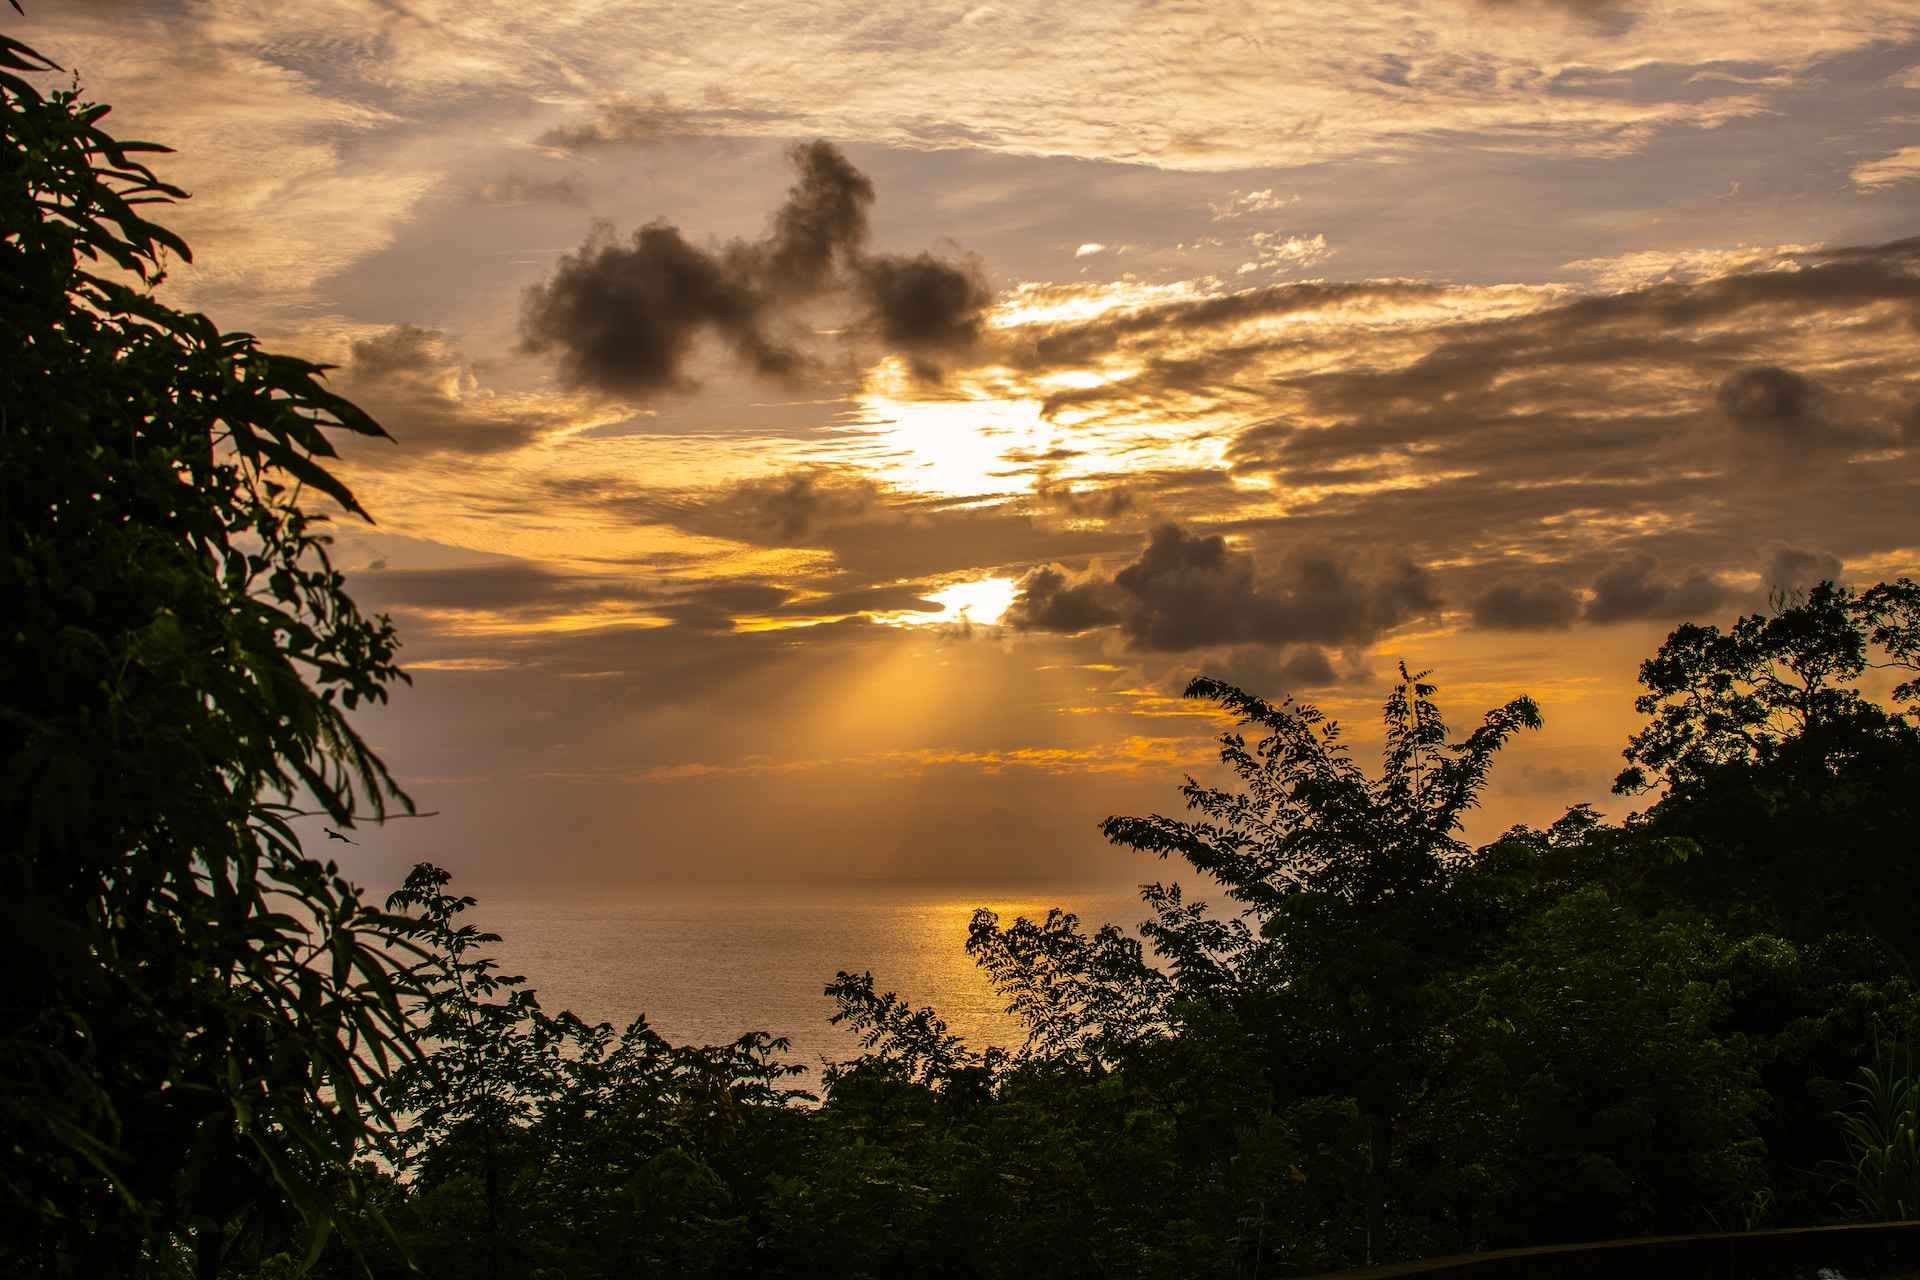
(457, 879, 1168, 1079)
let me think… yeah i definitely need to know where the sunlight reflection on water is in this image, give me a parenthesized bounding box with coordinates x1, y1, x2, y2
(463, 880, 1165, 1074)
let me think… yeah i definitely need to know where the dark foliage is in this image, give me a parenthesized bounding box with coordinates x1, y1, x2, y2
(280, 584, 1917, 1279)
(2, 30, 417, 1278)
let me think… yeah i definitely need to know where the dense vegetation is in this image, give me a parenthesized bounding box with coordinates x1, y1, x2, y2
(2, 29, 417, 1279)
(9, 28, 1920, 1279)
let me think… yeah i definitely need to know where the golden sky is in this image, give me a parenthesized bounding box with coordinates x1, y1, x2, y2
(22, 0, 1920, 884)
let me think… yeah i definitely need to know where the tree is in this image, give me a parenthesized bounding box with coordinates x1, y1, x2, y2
(1095, 667, 1539, 1262)
(378, 865, 811, 1280)
(1616, 579, 1920, 801)
(1411, 888, 1767, 1245)
(1, 31, 416, 1275)
(1616, 580, 1920, 959)
(378, 866, 556, 1280)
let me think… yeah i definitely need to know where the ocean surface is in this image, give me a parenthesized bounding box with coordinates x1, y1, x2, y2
(458, 880, 1170, 1077)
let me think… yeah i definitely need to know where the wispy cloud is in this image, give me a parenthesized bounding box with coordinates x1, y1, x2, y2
(1560, 243, 1819, 291)
(1851, 145, 1920, 189)
(1209, 188, 1300, 220)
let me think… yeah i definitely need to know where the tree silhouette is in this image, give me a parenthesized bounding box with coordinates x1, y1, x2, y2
(1103, 666, 1540, 1261)
(2, 31, 416, 1275)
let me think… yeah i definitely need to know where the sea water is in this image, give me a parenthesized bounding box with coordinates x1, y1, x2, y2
(458, 879, 1167, 1076)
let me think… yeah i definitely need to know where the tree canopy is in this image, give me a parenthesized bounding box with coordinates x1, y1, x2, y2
(2, 30, 416, 1276)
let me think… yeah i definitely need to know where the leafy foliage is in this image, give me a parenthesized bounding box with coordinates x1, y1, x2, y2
(362, 865, 811, 1280)
(1101, 665, 1541, 1261)
(1617, 581, 1920, 963)
(1832, 1040, 1920, 1223)
(1, 31, 417, 1277)
(1616, 579, 1919, 798)
(257, 590, 1920, 1276)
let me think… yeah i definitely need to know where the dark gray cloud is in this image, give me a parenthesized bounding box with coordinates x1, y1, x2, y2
(662, 583, 793, 631)
(1584, 553, 1728, 624)
(855, 250, 992, 355)
(1005, 565, 1122, 634)
(761, 139, 873, 293)
(1717, 365, 1817, 437)
(1010, 523, 1438, 652)
(520, 220, 787, 395)
(534, 97, 805, 152)
(348, 323, 440, 382)
(1762, 543, 1843, 593)
(1801, 235, 1920, 268)
(1204, 645, 1345, 695)
(1712, 363, 1900, 462)
(520, 141, 991, 398)
(1471, 577, 1584, 630)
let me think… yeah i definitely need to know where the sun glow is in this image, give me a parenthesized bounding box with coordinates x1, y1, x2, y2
(876, 577, 1019, 628)
(834, 383, 1056, 496)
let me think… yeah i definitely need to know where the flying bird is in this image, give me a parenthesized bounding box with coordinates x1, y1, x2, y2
(324, 828, 357, 845)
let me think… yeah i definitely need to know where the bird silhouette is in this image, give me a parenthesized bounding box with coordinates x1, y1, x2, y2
(324, 828, 357, 845)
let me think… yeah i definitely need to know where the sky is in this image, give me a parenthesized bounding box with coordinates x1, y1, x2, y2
(20, 0, 1920, 889)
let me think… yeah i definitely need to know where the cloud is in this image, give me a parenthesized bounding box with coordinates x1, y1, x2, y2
(1561, 243, 1818, 292)
(353, 562, 642, 613)
(1584, 554, 1727, 624)
(352, 545, 959, 635)
(606, 465, 1133, 583)
(1716, 364, 1818, 436)
(999, 278, 1447, 372)
(1203, 645, 1345, 695)
(1235, 231, 1334, 276)
(1033, 475, 1135, 519)
(854, 250, 993, 354)
(536, 97, 693, 150)
(1468, 0, 1642, 38)
(1713, 364, 1887, 460)
(520, 141, 990, 398)
(1762, 543, 1843, 593)
(1471, 577, 1585, 630)
(1075, 242, 1108, 257)
(1851, 146, 1920, 191)
(474, 171, 586, 206)
(520, 221, 780, 395)
(350, 561, 803, 633)
(338, 325, 580, 457)
(1004, 565, 1122, 634)
(1010, 523, 1438, 651)
(691, 468, 885, 543)
(349, 323, 444, 383)
(1208, 188, 1300, 221)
